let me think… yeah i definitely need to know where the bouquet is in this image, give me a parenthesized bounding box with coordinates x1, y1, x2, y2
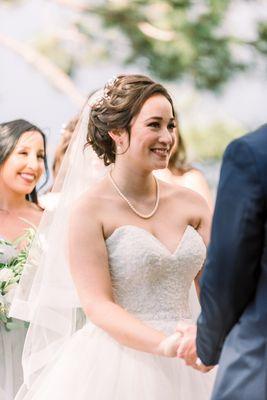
(0, 226, 35, 331)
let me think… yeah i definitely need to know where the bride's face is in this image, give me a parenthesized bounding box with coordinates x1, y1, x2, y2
(120, 94, 176, 171)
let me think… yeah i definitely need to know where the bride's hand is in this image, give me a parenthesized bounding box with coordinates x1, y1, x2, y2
(158, 332, 182, 357)
(175, 320, 215, 372)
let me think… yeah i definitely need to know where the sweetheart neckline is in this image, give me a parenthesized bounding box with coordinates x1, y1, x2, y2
(106, 224, 204, 256)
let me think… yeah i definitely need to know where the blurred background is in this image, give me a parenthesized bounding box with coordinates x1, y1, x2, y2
(1, 0, 267, 190)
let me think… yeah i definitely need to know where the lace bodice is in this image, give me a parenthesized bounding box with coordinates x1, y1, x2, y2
(106, 225, 206, 333)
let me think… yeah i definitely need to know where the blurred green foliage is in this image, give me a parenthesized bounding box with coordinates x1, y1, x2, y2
(0, 0, 263, 161)
(32, 36, 75, 76)
(76, 0, 266, 91)
(183, 121, 244, 160)
(92, 0, 245, 90)
(1, 0, 267, 91)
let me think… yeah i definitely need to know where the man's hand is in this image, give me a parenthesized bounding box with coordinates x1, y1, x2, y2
(194, 358, 214, 373)
(176, 320, 213, 373)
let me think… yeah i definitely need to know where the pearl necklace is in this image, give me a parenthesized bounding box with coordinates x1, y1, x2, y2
(108, 171, 160, 219)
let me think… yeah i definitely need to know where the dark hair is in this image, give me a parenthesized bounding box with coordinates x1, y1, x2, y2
(87, 74, 176, 165)
(52, 115, 79, 178)
(0, 119, 49, 204)
(168, 122, 192, 174)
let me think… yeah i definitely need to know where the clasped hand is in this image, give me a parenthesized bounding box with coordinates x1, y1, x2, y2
(159, 320, 213, 373)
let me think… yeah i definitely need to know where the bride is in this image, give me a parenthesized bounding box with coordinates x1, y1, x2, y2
(12, 74, 215, 399)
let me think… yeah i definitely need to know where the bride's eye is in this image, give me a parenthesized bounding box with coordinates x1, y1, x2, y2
(148, 122, 160, 129)
(168, 123, 176, 131)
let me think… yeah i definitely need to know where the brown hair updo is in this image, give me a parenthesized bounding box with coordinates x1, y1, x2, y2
(86, 74, 175, 165)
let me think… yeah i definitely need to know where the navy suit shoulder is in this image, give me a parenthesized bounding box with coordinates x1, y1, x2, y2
(225, 124, 267, 161)
(231, 123, 267, 146)
(225, 124, 267, 200)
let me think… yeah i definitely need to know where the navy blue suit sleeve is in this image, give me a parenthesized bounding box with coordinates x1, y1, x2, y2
(196, 138, 264, 366)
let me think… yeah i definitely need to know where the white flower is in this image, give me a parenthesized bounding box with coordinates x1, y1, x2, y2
(0, 268, 14, 282)
(0, 243, 18, 264)
(4, 283, 18, 302)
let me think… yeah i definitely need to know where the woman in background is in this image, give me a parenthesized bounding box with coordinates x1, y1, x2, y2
(0, 119, 48, 400)
(52, 116, 79, 179)
(39, 115, 78, 211)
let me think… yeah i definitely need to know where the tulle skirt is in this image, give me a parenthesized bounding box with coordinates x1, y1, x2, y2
(0, 322, 27, 400)
(15, 321, 215, 400)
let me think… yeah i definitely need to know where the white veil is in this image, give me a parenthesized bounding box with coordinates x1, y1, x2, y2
(10, 96, 108, 387)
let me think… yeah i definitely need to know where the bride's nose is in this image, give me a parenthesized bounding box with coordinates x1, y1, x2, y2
(158, 128, 174, 146)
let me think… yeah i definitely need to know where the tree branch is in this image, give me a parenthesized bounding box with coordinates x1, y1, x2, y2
(0, 33, 86, 106)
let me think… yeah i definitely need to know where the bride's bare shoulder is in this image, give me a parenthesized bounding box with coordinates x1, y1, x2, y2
(159, 179, 208, 209)
(71, 177, 111, 217)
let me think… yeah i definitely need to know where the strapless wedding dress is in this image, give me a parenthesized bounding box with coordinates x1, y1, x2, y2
(15, 225, 215, 399)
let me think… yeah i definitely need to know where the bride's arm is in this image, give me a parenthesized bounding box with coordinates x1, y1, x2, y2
(194, 195, 212, 297)
(69, 196, 177, 357)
